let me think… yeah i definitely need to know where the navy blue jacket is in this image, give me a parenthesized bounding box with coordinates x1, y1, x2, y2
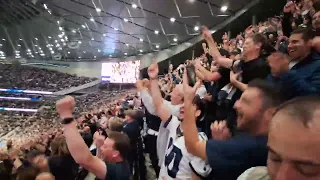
(267, 52, 320, 100)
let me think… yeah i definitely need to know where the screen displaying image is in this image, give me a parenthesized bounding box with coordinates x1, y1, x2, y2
(101, 60, 140, 83)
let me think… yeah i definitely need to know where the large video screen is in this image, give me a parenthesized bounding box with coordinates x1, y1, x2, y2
(101, 60, 140, 83)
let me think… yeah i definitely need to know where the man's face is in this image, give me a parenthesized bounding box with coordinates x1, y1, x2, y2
(170, 85, 183, 105)
(234, 87, 263, 131)
(100, 138, 117, 161)
(242, 37, 258, 58)
(288, 33, 311, 61)
(268, 112, 320, 180)
(312, 11, 320, 30)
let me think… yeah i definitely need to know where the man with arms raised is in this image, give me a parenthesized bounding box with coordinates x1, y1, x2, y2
(147, 61, 211, 180)
(183, 79, 282, 180)
(56, 96, 131, 180)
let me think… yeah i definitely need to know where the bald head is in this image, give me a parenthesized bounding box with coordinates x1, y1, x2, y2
(170, 84, 184, 105)
(35, 172, 55, 180)
(273, 96, 320, 128)
(268, 96, 320, 180)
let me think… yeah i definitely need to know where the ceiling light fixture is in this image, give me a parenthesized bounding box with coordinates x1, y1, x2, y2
(173, 38, 178, 42)
(72, 30, 76, 33)
(57, 21, 60, 24)
(154, 30, 159, 34)
(139, 38, 143, 42)
(194, 26, 199, 31)
(59, 27, 63, 31)
(48, 10, 52, 14)
(90, 18, 95, 22)
(79, 57, 81, 58)
(35, 45, 38, 47)
(123, 18, 128, 22)
(98, 49, 101, 52)
(44, 4, 48, 9)
(82, 25, 86, 28)
(170, 17, 176, 22)
(68, 52, 70, 54)
(19, 38, 22, 41)
(94, 56, 97, 58)
(78, 41, 82, 44)
(35, 38, 38, 40)
(51, 51, 54, 54)
(156, 45, 160, 48)
(124, 53, 128, 55)
(126, 43, 129, 46)
(114, 28, 118, 31)
(48, 36, 52, 39)
(91, 38, 94, 40)
(140, 50, 143, 53)
(221, 5, 228, 12)
(17, 44, 21, 47)
(132, 3, 137, 9)
(103, 34, 106, 36)
(96, 8, 101, 12)
(2, 39, 5, 41)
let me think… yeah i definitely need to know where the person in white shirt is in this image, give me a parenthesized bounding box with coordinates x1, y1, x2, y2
(137, 79, 183, 167)
(147, 61, 211, 180)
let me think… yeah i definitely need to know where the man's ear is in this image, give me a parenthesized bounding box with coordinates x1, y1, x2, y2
(195, 109, 201, 118)
(264, 107, 276, 122)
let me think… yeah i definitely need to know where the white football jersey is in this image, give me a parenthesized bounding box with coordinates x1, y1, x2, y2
(159, 116, 212, 180)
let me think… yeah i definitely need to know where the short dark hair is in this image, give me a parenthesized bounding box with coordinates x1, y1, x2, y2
(248, 79, 283, 109)
(108, 132, 131, 159)
(250, 33, 276, 56)
(274, 96, 320, 128)
(291, 28, 314, 41)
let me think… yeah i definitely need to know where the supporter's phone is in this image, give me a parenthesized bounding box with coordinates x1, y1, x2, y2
(186, 65, 196, 87)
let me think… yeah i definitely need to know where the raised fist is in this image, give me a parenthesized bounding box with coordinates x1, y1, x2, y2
(56, 96, 75, 118)
(148, 61, 159, 79)
(283, 1, 295, 13)
(211, 120, 231, 141)
(201, 26, 213, 42)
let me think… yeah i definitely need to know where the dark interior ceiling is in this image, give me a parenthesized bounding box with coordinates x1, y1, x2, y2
(0, 0, 264, 61)
(139, 0, 287, 76)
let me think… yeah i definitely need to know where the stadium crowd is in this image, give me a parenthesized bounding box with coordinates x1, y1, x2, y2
(1, 0, 320, 180)
(0, 64, 97, 91)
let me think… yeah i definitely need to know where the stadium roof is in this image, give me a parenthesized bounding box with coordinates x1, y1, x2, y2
(0, 0, 263, 61)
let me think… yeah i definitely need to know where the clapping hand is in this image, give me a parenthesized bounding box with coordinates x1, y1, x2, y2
(211, 120, 231, 141)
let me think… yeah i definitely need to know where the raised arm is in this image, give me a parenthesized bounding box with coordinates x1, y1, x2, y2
(194, 58, 221, 82)
(182, 70, 208, 160)
(148, 61, 171, 121)
(56, 96, 107, 179)
(202, 26, 233, 68)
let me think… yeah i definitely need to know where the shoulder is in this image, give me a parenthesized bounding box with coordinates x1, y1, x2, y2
(205, 135, 268, 162)
(237, 166, 270, 180)
(163, 115, 180, 129)
(106, 162, 131, 180)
